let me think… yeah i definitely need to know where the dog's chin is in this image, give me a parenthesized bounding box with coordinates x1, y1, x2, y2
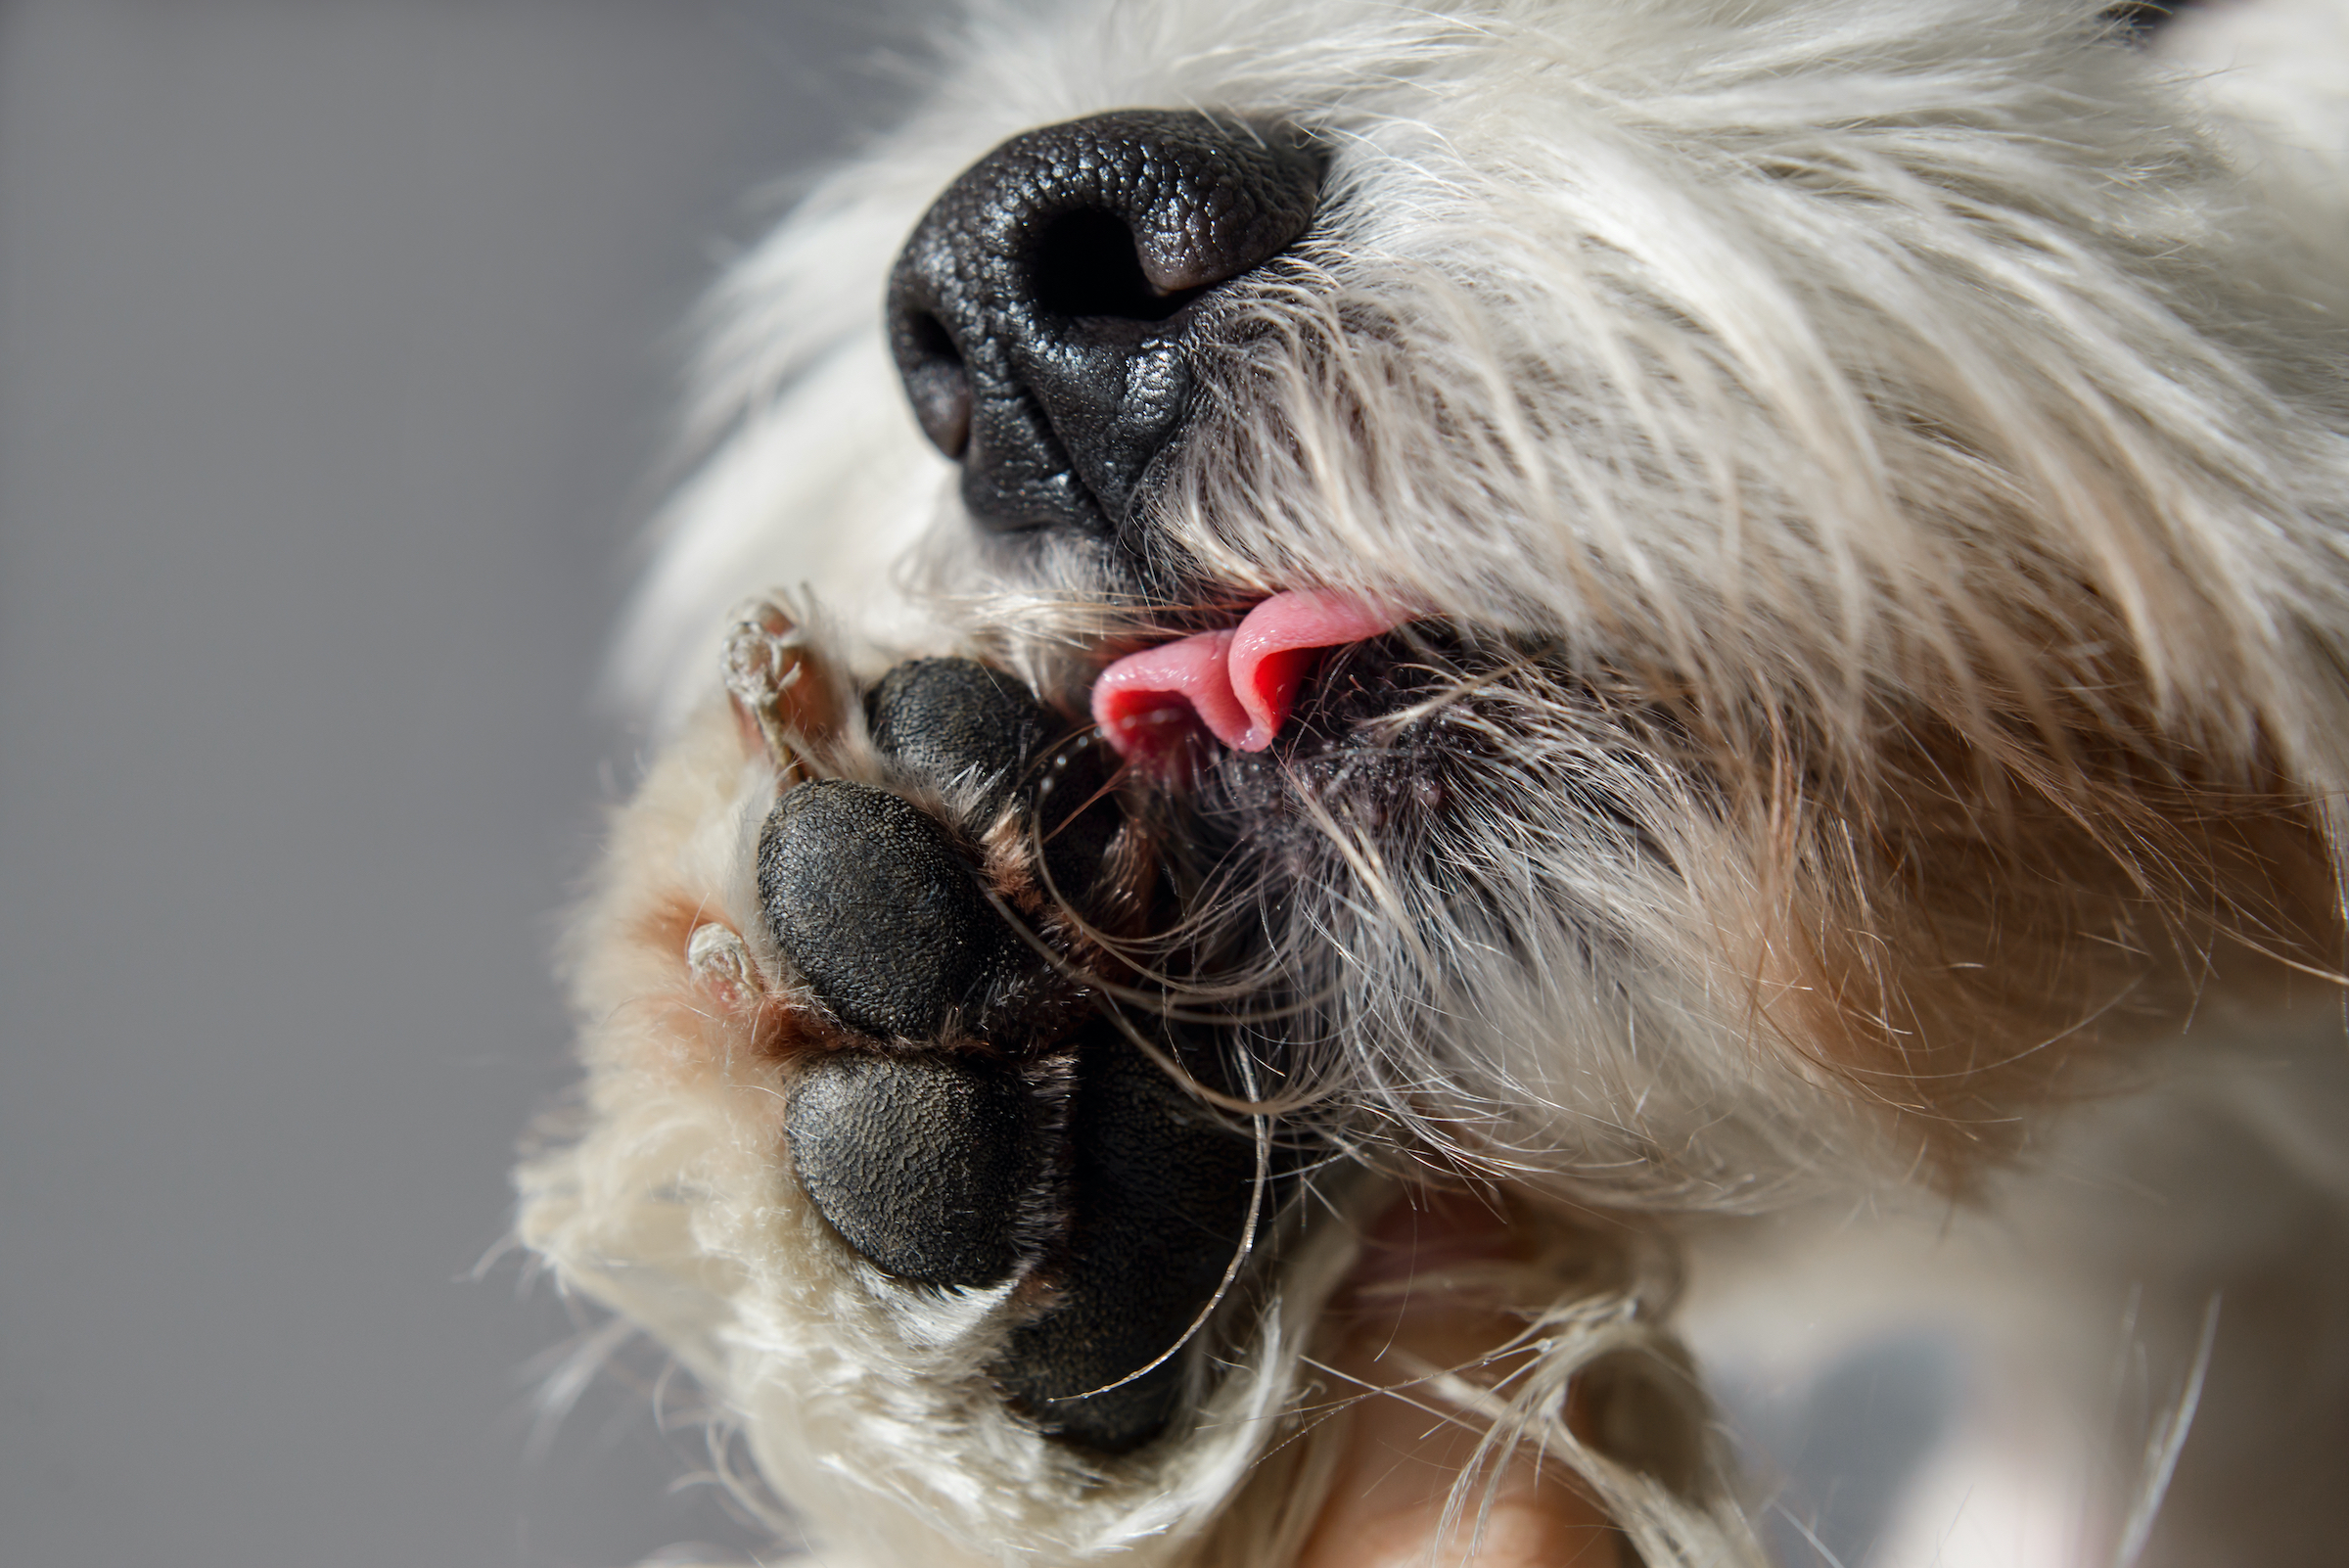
(1036, 596, 1777, 1206)
(998, 546, 2344, 1221)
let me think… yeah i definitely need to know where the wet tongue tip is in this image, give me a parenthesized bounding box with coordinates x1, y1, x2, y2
(1227, 588, 1415, 742)
(1091, 590, 1415, 763)
(1232, 645, 1313, 750)
(1090, 627, 1249, 762)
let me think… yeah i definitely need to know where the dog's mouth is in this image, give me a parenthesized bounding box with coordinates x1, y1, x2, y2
(1090, 588, 1423, 768)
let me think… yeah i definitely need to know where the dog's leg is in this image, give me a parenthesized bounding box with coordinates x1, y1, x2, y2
(1294, 1192, 1631, 1568)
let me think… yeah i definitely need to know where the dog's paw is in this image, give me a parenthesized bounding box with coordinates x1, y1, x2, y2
(731, 617, 1272, 1454)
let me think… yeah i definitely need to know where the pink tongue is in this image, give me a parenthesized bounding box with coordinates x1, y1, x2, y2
(1091, 589, 1412, 762)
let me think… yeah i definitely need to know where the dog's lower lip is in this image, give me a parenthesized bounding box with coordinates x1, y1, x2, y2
(1090, 589, 1417, 763)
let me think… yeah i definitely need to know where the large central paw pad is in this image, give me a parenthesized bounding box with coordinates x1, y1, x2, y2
(762, 781, 1012, 1042)
(749, 650, 1276, 1454)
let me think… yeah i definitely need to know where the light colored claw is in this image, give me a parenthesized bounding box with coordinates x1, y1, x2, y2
(686, 921, 763, 1012)
(721, 597, 818, 781)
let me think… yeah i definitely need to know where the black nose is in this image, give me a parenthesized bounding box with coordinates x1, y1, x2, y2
(888, 111, 1321, 538)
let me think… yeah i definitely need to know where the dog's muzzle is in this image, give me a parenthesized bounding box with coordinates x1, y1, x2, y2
(887, 110, 1322, 540)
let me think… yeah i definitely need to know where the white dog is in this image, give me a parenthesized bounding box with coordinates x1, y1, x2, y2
(517, 2, 2349, 1563)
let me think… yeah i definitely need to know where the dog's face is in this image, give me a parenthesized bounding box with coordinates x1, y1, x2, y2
(521, 2, 2349, 1563)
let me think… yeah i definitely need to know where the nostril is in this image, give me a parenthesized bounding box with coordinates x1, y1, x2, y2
(888, 109, 1323, 535)
(899, 311, 972, 458)
(1033, 208, 1204, 324)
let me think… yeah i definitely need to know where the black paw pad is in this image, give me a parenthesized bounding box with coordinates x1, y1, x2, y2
(786, 1050, 1033, 1287)
(867, 658, 1049, 822)
(867, 657, 1118, 900)
(992, 1028, 1260, 1453)
(759, 779, 1007, 1040)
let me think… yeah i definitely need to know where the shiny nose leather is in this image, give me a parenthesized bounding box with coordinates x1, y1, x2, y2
(887, 110, 1322, 538)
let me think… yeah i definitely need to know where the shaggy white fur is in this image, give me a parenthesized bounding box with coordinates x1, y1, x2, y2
(519, 2, 2349, 1563)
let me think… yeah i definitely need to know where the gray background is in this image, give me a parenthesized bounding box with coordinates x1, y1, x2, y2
(0, 3, 903, 1563)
